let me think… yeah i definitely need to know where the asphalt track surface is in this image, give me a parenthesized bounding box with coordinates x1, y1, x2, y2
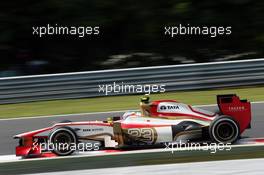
(30, 158, 264, 175)
(0, 103, 263, 155)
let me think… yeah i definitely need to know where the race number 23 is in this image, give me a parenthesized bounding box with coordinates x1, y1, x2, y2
(127, 128, 156, 143)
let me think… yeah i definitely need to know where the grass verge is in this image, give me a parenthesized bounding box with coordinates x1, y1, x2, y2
(0, 86, 264, 119)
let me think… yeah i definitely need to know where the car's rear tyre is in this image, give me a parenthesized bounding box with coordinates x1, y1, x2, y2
(49, 127, 77, 156)
(209, 116, 240, 143)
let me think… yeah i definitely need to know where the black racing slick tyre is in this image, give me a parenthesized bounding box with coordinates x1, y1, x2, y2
(209, 116, 240, 144)
(49, 127, 77, 156)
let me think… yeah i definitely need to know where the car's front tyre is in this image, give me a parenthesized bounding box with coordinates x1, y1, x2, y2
(49, 127, 77, 156)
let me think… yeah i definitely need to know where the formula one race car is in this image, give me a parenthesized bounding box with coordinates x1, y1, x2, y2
(14, 94, 251, 157)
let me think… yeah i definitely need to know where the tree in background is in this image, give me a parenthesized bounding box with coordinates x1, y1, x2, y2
(0, 0, 263, 76)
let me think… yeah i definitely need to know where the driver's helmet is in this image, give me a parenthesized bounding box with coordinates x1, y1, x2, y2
(140, 96, 150, 104)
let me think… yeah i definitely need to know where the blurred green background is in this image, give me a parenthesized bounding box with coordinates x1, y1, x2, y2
(1, 86, 263, 118)
(0, 0, 263, 77)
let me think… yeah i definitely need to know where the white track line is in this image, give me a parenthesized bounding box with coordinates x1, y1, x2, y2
(1, 101, 263, 121)
(0, 155, 19, 163)
(0, 110, 130, 121)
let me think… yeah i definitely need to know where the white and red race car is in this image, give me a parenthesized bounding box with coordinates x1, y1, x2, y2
(14, 94, 251, 157)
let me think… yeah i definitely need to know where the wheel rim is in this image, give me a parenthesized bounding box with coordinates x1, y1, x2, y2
(211, 118, 239, 143)
(215, 122, 235, 141)
(52, 132, 74, 154)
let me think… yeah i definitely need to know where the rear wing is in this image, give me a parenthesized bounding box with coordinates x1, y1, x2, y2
(217, 94, 251, 133)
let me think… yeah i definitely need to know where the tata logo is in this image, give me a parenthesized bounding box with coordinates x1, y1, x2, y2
(160, 106, 167, 110)
(160, 105, 179, 110)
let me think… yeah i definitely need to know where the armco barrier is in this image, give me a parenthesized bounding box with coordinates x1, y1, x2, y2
(0, 58, 264, 104)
